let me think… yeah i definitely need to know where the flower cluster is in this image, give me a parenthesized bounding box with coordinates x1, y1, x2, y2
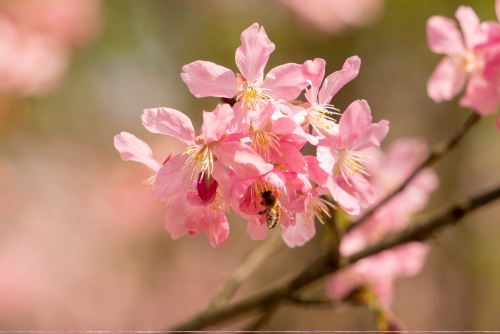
(427, 0, 500, 128)
(115, 23, 389, 247)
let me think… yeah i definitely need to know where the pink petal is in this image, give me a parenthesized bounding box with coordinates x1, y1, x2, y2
(180, 60, 239, 98)
(325, 177, 360, 215)
(202, 104, 235, 143)
(165, 194, 203, 240)
(153, 154, 193, 200)
(248, 101, 275, 130)
(235, 23, 275, 83)
(316, 145, 336, 176)
(262, 170, 287, 189)
(215, 142, 274, 179)
(212, 162, 231, 210)
(263, 63, 307, 100)
(351, 120, 390, 151)
(281, 213, 316, 248)
(393, 243, 429, 276)
(338, 100, 372, 148)
(460, 72, 500, 115)
(274, 142, 307, 174)
(302, 58, 326, 104)
(201, 208, 229, 247)
(247, 216, 269, 240)
(305, 155, 330, 186)
(426, 16, 465, 55)
(114, 132, 160, 172)
(427, 57, 467, 102)
(271, 117, 297, 135)
(318, 56, 361, 105)
(455, 6, 480, 50)
(497, 0, 500, 22)
(142, 108, 195, 146)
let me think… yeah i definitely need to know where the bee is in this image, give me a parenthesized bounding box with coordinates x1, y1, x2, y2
(258, 190, 294, 229)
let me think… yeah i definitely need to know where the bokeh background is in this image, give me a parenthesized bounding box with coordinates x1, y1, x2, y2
(1, 0, 500, 330)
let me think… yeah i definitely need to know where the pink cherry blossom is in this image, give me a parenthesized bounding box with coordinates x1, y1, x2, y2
(292, 57, 361, 139)
(427, 5, 500, 114)
(316, 99, 389, 206)
(181, 23, 307, 113)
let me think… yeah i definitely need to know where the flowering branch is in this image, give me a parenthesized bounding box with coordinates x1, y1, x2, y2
(349, 111, 481, 231)
(169, 181, 500, 330)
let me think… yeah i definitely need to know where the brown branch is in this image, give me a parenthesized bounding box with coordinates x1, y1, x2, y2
(169, 181, 500, 331)
(348, 111, 481, 231)
(210, 231, 283, 309)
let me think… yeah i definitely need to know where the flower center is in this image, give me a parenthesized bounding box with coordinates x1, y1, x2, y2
(249, 179, 275, 204)
(457, 51, 483, 74)
(304, 195, 336, 225)
(250, 127, 281, 161)
(182, 144, 215, 181)
(236, 74, 273, 111)
(308, 104, 341, 135)
(334, 149, 371, 186)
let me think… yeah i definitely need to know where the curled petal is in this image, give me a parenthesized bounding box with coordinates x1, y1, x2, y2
(316, 145, 335, 176)
(302, 58, 326, 104)
(181, 60, 239, 98)
(154, 154, 193, 200)
(215, 142, 274, 179)
(142, 108, 195, 146)
(427, 57, 467, 102)
(263, 63, 308, 100)
(114, 132, 160, 172)
(426, 16, 465, 55)
(318, 56, 361, 105)
(235, 23, 275, 83)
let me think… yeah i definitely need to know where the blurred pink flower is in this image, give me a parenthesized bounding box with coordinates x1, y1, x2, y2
(0, 0, 101, 97)
(279, 0, 384, 34)
(427, 5, 500, 114)
(0, 0, 100, 47)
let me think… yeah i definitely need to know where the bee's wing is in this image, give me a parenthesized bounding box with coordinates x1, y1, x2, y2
(279, 203, 294, 219)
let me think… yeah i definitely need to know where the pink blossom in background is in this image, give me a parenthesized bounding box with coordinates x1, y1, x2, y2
(426, 3, 500, 115)
(279, 0, 384, 34)
(329, 138, 438, 308)
(0, 0, 101, 97)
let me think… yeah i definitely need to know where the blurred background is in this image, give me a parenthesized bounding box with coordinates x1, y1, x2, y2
(1, 0, 500, 330)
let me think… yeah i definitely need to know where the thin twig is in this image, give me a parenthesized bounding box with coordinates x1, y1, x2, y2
(169, 182, 500, 331)
(348, 111, 481, 231)
(244, 300, 280, 330)
(210, 231, 283, 309)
